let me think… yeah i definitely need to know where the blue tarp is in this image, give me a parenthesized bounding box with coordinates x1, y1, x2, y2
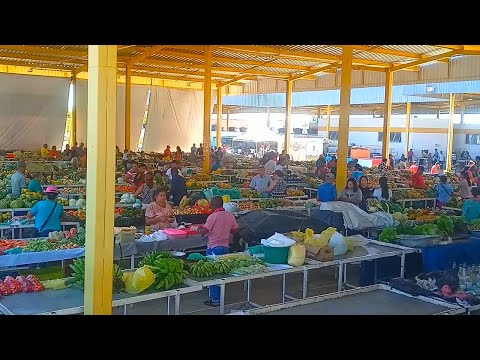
(0, 248, 85, 267)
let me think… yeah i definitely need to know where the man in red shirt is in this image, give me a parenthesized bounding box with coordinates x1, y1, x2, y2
(199, 196, 239, 307)
(411, 165, 427, 189)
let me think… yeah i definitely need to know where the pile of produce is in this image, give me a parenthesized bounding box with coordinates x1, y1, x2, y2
(467, 219, 480, 231)
(238, 202, 260, 211)
(173, 206, 211, 215)
(306, 178, 323, 188)
(379, 214, 455, 243)
(286, 189, 305, 197)
(68, 258, 124, 293)
(190, 174, 212, 182)
(0, 275, 44, 296)
(0, 212, 12, 223)
(119, 193, 141, 205)
(0, 239, 27, 254)
(120, 207, 143, 219)
(189, 256, 265, 278)
(446, 198, 464, 209)
(139, 251, 187, 290)
(115, 185, 135, 193)
(366, 199, 403, 214)
(186, 181, 208, 190)
(393, 189, 427, 200)
(65, 209, 86, 222)
(240, 189, 260, 199)
(56, 197, 70, 206)
(60, 187, 86, 195)
(216, 182, 233, 189)
(406, 209, 437, 222)
(259, 199, 278, 209)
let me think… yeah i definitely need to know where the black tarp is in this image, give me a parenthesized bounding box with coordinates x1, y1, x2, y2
(310, 209, 345, 233)
(233, 209, 330, 250)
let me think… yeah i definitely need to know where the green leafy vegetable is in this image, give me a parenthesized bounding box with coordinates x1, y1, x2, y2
(379, 227, 398, 243)
(412, 223, 438, 235)
(452, 216, 468, 233)
(436, 214, 454, 236)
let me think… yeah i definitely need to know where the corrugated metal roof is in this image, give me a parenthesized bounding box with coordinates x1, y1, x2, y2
(0, 45, 472, 85)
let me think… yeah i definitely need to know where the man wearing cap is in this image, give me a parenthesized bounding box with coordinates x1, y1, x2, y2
(249, 166, 272, 197)
(27, 186, 65, 237)
(317, 173, 337, 202)
(11, 161, 27, 198)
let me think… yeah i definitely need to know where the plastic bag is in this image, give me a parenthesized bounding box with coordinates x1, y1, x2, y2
(304, 227, 336, 248)
(203, 189, 214, 202)
(122, 266, 155, 294)
(328, 231, 348, 256)
(288, 243, 306, 266)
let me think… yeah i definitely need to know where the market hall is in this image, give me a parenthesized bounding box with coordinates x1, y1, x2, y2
(0, 45, 479, 315)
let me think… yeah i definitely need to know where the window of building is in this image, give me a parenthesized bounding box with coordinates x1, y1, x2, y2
(378, 132, 402, 143)
(466, 134, 480, 145)
(328, 131, 338, 140)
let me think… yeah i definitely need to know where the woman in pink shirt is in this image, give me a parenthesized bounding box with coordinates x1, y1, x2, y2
(144, 188, 175, 231)
(199, 196, 239, 307)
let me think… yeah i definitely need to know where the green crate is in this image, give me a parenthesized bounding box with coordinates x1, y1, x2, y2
(19, 266, 64, 281)
(262, 245, 290, 265)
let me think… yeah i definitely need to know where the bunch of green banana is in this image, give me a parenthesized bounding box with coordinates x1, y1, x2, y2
(67, 257, 125, 293)
(69, 257, 85, 287)
(139, 251, 173, 267)
(224, 258, 264, 271)
(148, 257, 187, 291)
(212, 260, 232, 274)
(191, 260, 215, 278)
(231, 264, 268, 276)
(112, 263, 125, 293)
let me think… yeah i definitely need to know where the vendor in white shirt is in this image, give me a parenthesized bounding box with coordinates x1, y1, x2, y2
(372, 176, 392, 201)
(165, 160, 182, 181)
(249, 166, 272, 197)
(275, 157, 288, 172)
(264, 152, 277, 174)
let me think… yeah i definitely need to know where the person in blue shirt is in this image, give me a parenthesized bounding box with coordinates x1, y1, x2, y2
(169, 168, 188, 206)
(27, 173, 44, 194)
(462, 187, 480, 222)
(10, 161, 27, 198)
(317, 173, 337, 202)
(435, 175, 453, 208)
(27, 185, 64, 237)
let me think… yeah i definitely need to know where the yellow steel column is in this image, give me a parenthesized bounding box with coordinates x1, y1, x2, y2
(84, 45, 117, 315)
(382, 69, 393, 159)
(446, 93, 455, 172)
(202, 46, 212, 174)
(336, 46, 353, 193)
(216, 85, 222, 149)
(404, 102, 411, 158)
(125, 64, 132, 151)
(71, 73, 77, 145)
(326, 105, 331, 139)
(285, 79, 293, 152)
(226, 109, 230, 130)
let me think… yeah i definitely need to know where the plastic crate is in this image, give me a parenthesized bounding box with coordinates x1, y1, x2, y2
(262, 245, 290, 265)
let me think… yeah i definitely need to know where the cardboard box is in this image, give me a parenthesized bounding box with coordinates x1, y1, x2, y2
(305, 244, 334, 262)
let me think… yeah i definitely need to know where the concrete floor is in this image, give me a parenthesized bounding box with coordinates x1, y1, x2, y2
(112, 264, 360, 315)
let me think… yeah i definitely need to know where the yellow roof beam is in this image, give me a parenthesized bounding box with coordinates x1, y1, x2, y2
(130, 59, 291, 79)
(143, 48, 318, 71)
(391, 50, 458, 72)
(290, 63, 339, 81)
(218, 74, 253, 87)
(350, 45, 423, 59)
(123, 64, 231, 79)
(0, 51, 87, 65)
(126, 45, 166, 64)
(0, 58, 77, 72)
(213, 45, 392, 67)
(0, 45, 87, 58)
